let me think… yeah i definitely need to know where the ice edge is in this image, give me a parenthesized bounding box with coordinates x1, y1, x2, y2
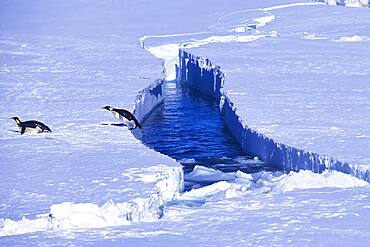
(177, 49, 370, 182)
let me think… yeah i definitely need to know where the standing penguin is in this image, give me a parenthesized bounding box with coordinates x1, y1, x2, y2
(102, 106, 142, 129)
(11, 117, 52, 134)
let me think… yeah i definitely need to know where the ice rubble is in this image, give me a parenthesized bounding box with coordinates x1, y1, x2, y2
(177, 166, 368, 201)
(0, 165, 183, 237)
(334, 35, 370, 42)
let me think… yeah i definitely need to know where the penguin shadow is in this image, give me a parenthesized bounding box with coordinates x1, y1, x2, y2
(101, 122, 143, 132)
(100, 122, 128, 127)
(9, 129, 21, 133)
(100, 122, 143, 140)
(9, 129, 61, 140)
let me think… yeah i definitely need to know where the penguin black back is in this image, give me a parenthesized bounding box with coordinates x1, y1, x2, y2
(11, 117, 52, 134)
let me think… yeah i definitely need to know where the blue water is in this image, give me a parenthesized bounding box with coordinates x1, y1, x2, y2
(140, 81, 276, 189)
(141, 82, 243, 166)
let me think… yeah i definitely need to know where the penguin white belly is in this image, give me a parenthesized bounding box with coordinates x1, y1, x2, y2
(126, 119, 136, 129)
(120, 117, 135, 129)
(112, 111, 121, 120)
(23, 126, 42, 134)
(110, 111, 136, 129)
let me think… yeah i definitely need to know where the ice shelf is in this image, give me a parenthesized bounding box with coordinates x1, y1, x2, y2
(177, 42, 370, 181)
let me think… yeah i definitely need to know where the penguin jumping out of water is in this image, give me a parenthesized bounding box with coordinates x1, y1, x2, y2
(102, 106, 142, 129)
(11, 117, 52, 134)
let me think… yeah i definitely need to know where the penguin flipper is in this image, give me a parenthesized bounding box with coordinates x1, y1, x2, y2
(129, 114, 142, 129)
(135, 121, 142, 129)
(20, 127, 26, 135)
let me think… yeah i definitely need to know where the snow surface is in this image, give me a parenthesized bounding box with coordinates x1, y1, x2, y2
(1, 0, 370, 246)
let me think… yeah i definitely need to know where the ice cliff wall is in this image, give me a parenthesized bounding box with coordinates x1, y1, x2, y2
(133, 79, 165, 123)
(177, 49, 370, 182)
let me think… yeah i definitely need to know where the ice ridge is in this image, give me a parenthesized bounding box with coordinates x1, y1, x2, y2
(0, 165, 183, 237)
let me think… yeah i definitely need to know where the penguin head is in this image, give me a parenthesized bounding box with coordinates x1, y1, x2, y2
(11, 116, 21, 125)
(102, 105, 113, 111)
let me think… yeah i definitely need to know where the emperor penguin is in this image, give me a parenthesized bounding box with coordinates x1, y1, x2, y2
(11, 117, 52, 134)
(102, 106, 142, 129)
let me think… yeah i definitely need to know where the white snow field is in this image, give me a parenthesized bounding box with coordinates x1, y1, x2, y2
(1, 0, 370, 246)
